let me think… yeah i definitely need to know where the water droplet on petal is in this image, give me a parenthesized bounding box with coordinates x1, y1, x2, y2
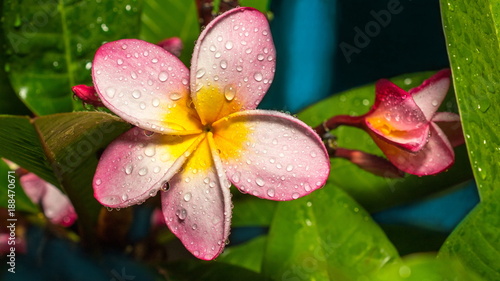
(132, 90, 141, 99)
(158, 71, 168, 82)
(183, 192, 192, 202)
(121, 194, 128, 201)
(225, 41, 233, 50)
(292, 192, 300, 199)
(176, 208, 187, 220)
(121, 44, 127, 49)
(286, 165, 294, 172)
(117, 59, 123, 65)
(231, 172, 241, 183)
(431, 100, 439, 107)
(267, 188, 275, 197)
(151, 58, 158, 63)
(106, 88, 116, 98)
(220, 60, 228, 69)
(224, 85, 236, 101)
(257, 54, 265, 61)
(152, 98, 160, 107)
(138, 167, 148, 176)
(95, 179, 102, 185)
(131, 71, 137, 79)
(304, 183, 311, 192)
(144, 144, 156, 157)
(196, 68, 206, 78)
(161, 181, 170, 191)
(125, 165, 133, 175)
(169, 92, 181, 101)
(256, 177, 265, 187)
(192, 224, 198, 230)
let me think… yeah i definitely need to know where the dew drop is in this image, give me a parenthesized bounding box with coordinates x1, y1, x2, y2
(132, 90, 141, 99)
(192, 224, 198, 230)
(139, 102, 146, 110)
(152, 98, 160, 107)
(431, 100, 439, 107)
(144, 144, 156, 157)
(125, 165, 133, 175)
(95, 179, 102, 185)
(286, 165, 294, 172)
(176, 208, 187, 220)
(224, 85, 236, 101)
(121, 44, 127, 49)
(231, 172, 241, 183)
(255, 177, 265, 187)
(257, 54, 265, 61)
(161, 181, 170, 191)
(169, 92, 182, 101)
(196, 68, 206, 78)
(225, 41, 234, 50)
(215, 52, 222, 58)
(138, 167, 148, 176)
(254, 72, 263, 82)
(220, 60, 228, 69)
(153, 166, 161, 173)
(209, 45, 216, 52)
(106, 88, 116, 98)
(158, 71, 168, 82)
(292, 192, 300, 199)
(121, 194, 128, 201)
(183, 192, 192, 202)
(117, 59, 123, 65)
(304, 183, 311, 192)
(151, 58, 158, 63)
(310, 152, 317, 158)
(131, 71, 138, 79)
(267, 188, 275, 197)
(236, 65, 243, 72)
(149, 190, 157, 197)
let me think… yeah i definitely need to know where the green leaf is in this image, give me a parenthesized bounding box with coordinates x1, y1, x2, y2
(231, 193, 276, 227)
(262, 183, 401, 281)
(0, 112, 130, 245)
(438, 187, 500, 280)
(218, 235, 267, 273)
(440, 0, 500, 198)
(0, 159, 39, 214)
(139, 0, 199, 66)
(239, 0, 271, 12)
(371, 254, 484, 281)
(161, 260, 273, 281)
(298, 71, 473, 212)
(2, 0, 143, 115)
(0, 115, 58, 186)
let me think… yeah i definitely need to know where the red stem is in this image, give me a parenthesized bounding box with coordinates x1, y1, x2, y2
(313, 114, 365, 137)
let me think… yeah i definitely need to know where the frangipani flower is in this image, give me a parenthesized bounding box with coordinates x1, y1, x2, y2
(360, 69, 463, 175)
(21, 173, 77, 227)
(91, 8, 329, 260)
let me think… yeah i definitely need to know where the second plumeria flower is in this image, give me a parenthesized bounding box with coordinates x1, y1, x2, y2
(91, 8, 330, 260)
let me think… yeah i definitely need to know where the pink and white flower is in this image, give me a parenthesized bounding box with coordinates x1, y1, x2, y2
(21, 173, 77, 227)
(357, 69, 463, 175)
(90, 8, 330, 260)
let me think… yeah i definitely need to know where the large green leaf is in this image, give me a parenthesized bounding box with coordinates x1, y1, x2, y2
(0, 115, 58, 186)
(231, 193, 276, 227)
(218, 235, 267, 273)
(2, 0, 143, 115)
(0, 112, 130, 245)
(262, 183, 401, 280)
(0, 159, 38, 214)
(438, 187, 500, 280)
(298, 72, 473, 212)
(371, 254, 484, 281)
(440, 0, 500, 198)
(139, 0, 199, 66)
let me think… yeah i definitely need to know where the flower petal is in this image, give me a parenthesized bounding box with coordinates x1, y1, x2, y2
(213, 110, 330, 201)
(161, 135, 231, 260)
(370, 123, 455, 175)
(365, 79, 429, 152)
(432, 112, 464, 147)
(21, 173, 77, 226)
(92, 39, 202, 134)
(93, 127, 203, 208)
(409, 69, 451, 120)
(190, 7, 276, 124)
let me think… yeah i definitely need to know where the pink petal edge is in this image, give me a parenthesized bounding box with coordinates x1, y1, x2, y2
(370, 123, 455, 175)
(409, 69, 451, 120)
(93, 127, 203, 208)
(92, 39, 200, 134)
(161, 135, 231, 260)
(190, 7, 276, 123)
(213, 110, 330, 201)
